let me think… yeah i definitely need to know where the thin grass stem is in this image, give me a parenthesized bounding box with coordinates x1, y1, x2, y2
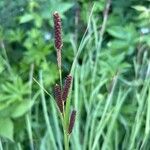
(39, 70, 57, 150)
(0, 139, 3, 150)
(26, 64, 34, 150)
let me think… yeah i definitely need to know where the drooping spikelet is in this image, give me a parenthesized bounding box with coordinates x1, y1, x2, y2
(68, 110, 76, 134)
(62, 75, 72, 102)
(54, 84, 63, 113)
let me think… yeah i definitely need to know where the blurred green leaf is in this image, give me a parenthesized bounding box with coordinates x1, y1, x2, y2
(132, 5, 147, 11)
(0, 118, 14, 141)
(19, 13, 34, 23)
(11, 100, 34, 118)
(107, 26, 127, 39)
(108, 40, 129, 50)
(0, 77, 30, 102)
(41, 2, 73, 20)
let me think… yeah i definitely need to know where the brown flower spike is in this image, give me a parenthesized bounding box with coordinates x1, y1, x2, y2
(53, 11, 63, 50)
(68, 110, 76, 134)
(54, 84, 63, 113)
(62, 75, 72, 102)
(53, 12, 62, 69)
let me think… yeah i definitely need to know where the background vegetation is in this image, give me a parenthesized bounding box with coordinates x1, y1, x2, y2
(0, 0, 150, 149)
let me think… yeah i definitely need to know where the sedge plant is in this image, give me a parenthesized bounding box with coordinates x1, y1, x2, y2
(53, 12, 76, 150)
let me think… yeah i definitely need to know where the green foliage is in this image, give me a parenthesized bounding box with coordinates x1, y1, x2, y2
(0, 118, 14, 141)
(0, 0, 150, 149)
(11, 100, 35, 118)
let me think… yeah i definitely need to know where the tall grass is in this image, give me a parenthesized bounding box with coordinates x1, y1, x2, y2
(0, 1, 150, 150)
(34, 2, 150, 150)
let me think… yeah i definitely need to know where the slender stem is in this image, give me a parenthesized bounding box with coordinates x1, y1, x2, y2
(92, 0, 111, 89)
(59, 69, 62, 88)
(17, 143, 22, 150)
(70, 3, 95, 74)
(61, 114, 69, 150)
(57, 49, 69, 149)
(33, 77, 52, 97)
(0, 139, 3, 150)
(25, 115, 34, 150)
(39, 70, 57, 150)
(26, 64, 34, 150)
(0, 41, 13, 75)
(64, 132, 69, 150)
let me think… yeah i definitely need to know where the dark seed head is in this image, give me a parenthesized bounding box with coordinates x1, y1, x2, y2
(53, 11, 62, 69)
(53, 11, 63, 50)
(62, 75, 72, 102)
(68, 110, 76, 134)
(54, 84, 63, 113)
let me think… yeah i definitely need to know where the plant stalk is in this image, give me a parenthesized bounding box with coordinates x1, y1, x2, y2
(59, 68, 62, 88)
(61, 114, 69, 150)
(62, 95, 70, 150)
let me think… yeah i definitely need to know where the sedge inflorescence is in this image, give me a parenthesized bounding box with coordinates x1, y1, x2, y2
(53, 11, 63, 50)
(53, 12, 76, 135)
(53, 11, 63, 69)
(68, 110, 76, 134)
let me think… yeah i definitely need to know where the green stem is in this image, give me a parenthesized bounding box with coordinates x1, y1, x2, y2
(25, 115, 34, 150)
(64, 129, 69, 150)
(58, 49, 69, 150)
(26, 64, 34, 150)
(17, 143, 22, 150)
(61, 114, 69, 150)
(59, 69, 62, 88)
(0, 41, 13, 75)
(0, 139, 3, 150)
(39, 71, 57, 150)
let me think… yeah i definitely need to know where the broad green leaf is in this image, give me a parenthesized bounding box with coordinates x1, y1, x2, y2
(20, 14, 34, 23)
(56, 3, 74, 14)
(107, 40, 129, 50)
(107, 26, 127, 39)
(94, 1, 106, 12)
(11, 100, 34, 118)
(0, 99, 17, 117)
(0, 118, 14, 141)
(132, 5, 147, 12)
(0, 106, 14, 118)
(41, 2, 74, 19)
